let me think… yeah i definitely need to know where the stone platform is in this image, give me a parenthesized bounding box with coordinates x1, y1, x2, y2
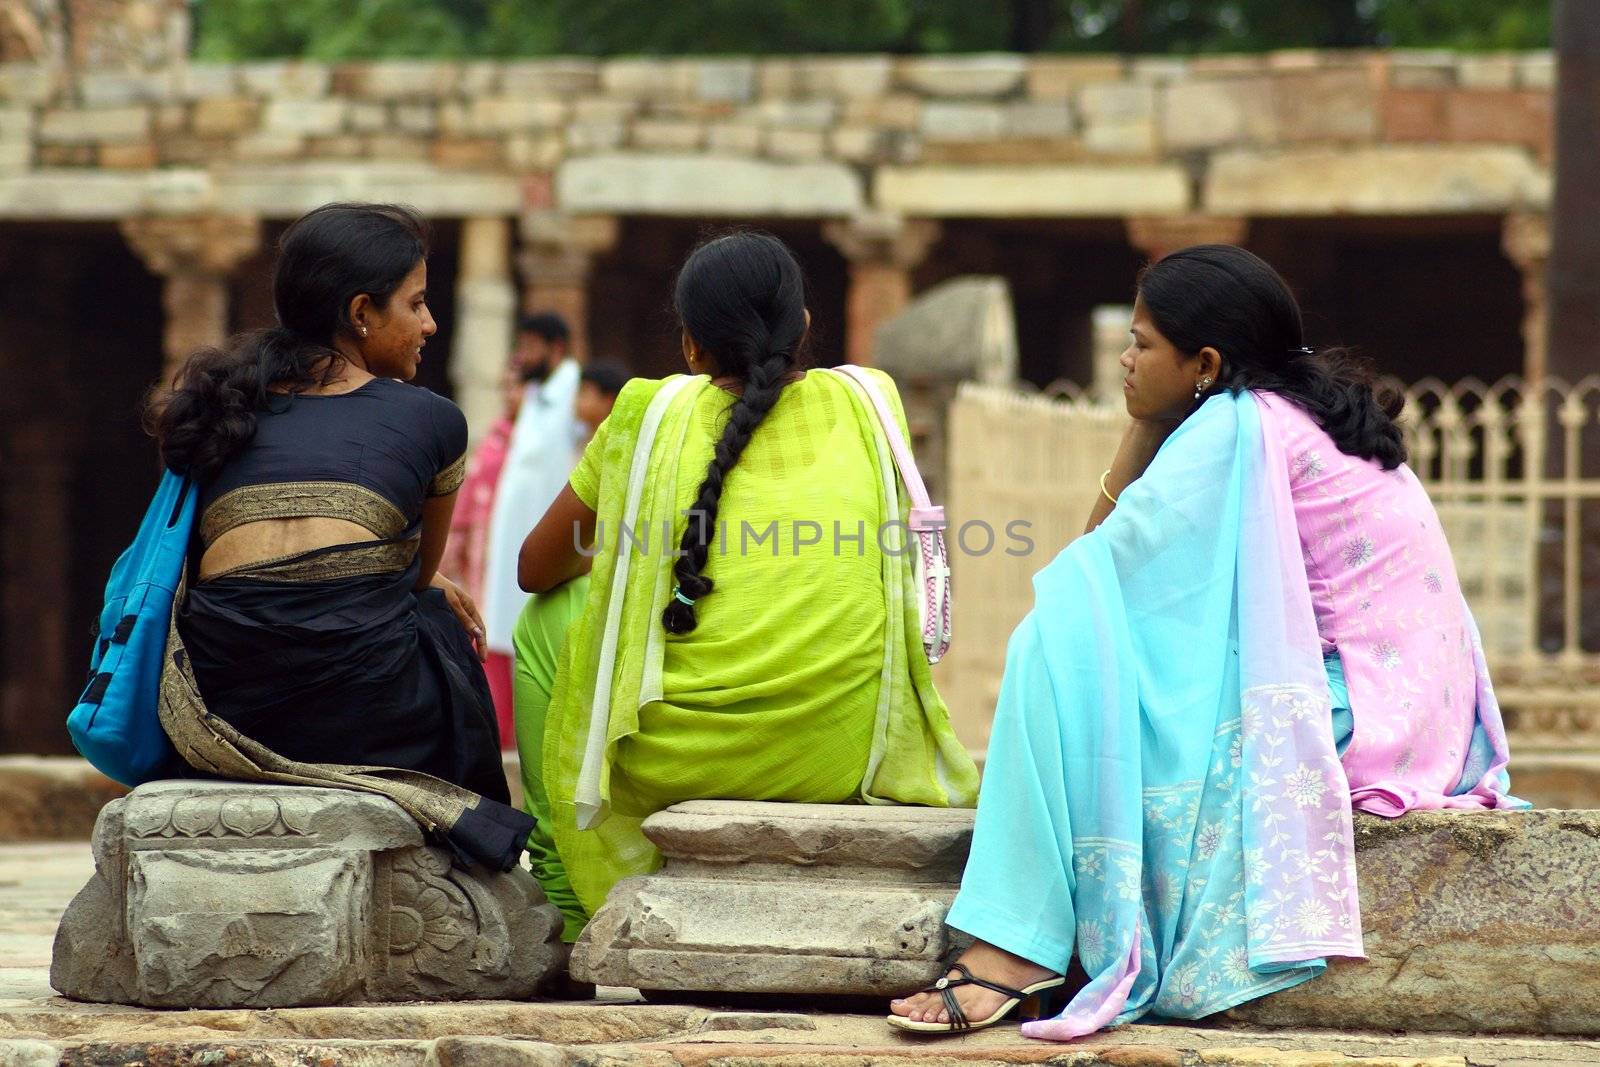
(49, 780, 567, 1008)
(574, 801, 1600, 1037)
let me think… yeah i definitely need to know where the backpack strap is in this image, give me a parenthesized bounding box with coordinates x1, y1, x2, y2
(829, 365, 944, 533)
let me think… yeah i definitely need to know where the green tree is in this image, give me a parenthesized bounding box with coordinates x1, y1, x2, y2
(191, 0, 1553, 60)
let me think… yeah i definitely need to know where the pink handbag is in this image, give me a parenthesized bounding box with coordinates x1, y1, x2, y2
(830, 365, 952, 665)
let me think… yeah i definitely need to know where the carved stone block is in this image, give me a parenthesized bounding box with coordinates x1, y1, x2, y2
(570, 801, 974, 997)
(51, 780, 566, 1008)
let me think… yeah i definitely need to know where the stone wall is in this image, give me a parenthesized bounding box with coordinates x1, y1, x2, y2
(0, 51, 1554, 221)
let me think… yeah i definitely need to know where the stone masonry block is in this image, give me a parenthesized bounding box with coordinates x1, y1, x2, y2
(1025, 57, 1124, 100)
(239, 62, 333, 98)
(1273, 68, 1379, 143)
(794, 58, 893, 100)
(467, 97, 568, 135)
(896, 56, 1025, 98)
(501, 61, 600, 97)
(1518, 53, 1556, 91)
(695, 60, 756, 104)
(77, 71, 175, 106)
(575, 800, 1600, 1036)
(1162, 78, 1276, 151)
(0, 64, 63, 106)
(920, 103, 1005, 142)
(340, 61, 459, 99)
(38, 107, 150, 144)
(1078, 82, 1157, 155)
(1004, 101, 1075, 139)
(557, 153, 862, 217)
(176, 65, 241, 100)
(1380, 89, 1448, 143)
(765, 128, 826, 161)
(263, 99, 348, 137)
(632, 121, 704, 152)
(51, 780, 566, 1008)
(1457, 54, 1518, 91)
(192, 97, 260, 137)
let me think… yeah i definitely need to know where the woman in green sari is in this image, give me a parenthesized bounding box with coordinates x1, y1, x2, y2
(513, 232, 978, 939)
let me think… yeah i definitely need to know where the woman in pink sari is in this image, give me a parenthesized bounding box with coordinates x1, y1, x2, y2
(890, 245, 1524, 1038)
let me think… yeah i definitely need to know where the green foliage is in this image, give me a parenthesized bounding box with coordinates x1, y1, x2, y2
(191, 0, 1554, 60)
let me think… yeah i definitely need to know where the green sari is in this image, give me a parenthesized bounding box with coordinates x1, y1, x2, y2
(518, 370, 978, 934)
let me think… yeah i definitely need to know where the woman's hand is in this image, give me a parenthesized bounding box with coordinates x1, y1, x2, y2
(431, 573, 487, 662)
(1083, 417, 1184, 535)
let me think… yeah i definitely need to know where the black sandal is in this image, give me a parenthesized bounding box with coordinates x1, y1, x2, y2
(887, 962, 1067, 1034)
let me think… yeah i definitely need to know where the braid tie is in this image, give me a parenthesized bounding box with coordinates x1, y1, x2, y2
(661, 345, 791, 634)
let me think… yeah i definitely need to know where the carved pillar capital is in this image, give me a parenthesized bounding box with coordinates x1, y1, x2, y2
(121, 214, 262, 279)
(823, 215, 942, 366)
(1126, 215, 1249, 261)
(515, 213, 619, 359)
(823, 214, 942, 271)
(121, 215, 260, 383)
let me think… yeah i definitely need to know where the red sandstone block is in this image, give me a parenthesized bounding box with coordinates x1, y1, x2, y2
(1447, 89, 1553, 159)
(1382, 88, 1450, 142)
(429, 137, 501, 168)
(98, 141, 157, 169)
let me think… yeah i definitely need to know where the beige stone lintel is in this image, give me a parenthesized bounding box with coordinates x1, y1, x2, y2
(874, 164, 1190, 217)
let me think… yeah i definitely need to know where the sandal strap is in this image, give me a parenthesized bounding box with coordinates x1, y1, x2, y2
(936, 962, 1035, 1003)
(938, 984, 969, 1031)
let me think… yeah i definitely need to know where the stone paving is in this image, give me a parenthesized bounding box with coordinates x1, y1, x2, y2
(3, 841, 1599, 1066)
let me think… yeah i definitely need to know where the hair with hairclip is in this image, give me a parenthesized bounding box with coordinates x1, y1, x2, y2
(1139, 244, 1406, 469)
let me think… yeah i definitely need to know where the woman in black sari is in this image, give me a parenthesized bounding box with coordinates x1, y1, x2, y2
(148, 202, 532, 870)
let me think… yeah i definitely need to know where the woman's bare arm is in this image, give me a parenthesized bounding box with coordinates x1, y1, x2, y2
(1084, 419, 1180, 535)
(416, 491, 457, 589)
(519, 483, 599, 593)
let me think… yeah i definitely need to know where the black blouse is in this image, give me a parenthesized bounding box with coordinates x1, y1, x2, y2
(198, 379, 468, 551)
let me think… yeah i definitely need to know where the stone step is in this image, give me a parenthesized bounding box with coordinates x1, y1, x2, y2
(0, 1003, 1595, 1067)
(49, 780, 568, 1008)
(573, 801, 1600, 1037)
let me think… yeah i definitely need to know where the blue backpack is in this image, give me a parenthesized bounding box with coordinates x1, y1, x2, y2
(68, 470, 195, 786)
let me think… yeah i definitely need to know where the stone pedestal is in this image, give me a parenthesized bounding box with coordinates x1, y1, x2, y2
(51, 780, 567, 1008)
(573, 801, 1600, 1035)
(571, 801, 973, 997)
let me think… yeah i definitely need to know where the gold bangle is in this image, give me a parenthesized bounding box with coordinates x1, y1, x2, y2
(1100, 469, 1119, 506)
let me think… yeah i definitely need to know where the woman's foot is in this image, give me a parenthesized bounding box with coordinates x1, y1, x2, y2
(889, 940, 1058, 1026)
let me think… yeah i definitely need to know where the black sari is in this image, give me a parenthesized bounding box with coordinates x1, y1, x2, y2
(160, 380, 534, 870)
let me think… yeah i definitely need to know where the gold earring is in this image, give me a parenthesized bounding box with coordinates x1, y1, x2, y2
(360, 326, 368, 338)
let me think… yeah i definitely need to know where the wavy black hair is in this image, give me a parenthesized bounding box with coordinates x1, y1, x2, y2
(661, 231, 809, 635)
(1138, 244, 1406, 469)
(146, 202, 431, 482)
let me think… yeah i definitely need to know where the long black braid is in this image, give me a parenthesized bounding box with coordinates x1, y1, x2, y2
(661, 232, 809, 634)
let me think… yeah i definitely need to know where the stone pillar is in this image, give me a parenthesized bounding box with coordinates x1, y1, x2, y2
(121, 215, 261, 386)
(451, 216, 517, 442)
(1503, 212, 1551, 386)
(516, 212, 619, 363)
(823, 215, 941, 366)
(0, 422, 74, 754)
(1126, 214, 1249, 262)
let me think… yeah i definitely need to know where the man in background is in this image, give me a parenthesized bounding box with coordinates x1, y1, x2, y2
(480, 312, 583, 746)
